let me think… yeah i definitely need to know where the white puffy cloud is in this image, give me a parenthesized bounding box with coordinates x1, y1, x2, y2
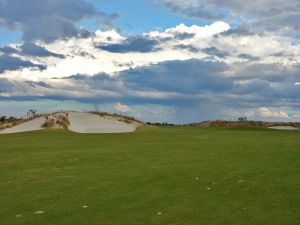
(113, 103, 131, 112)
(147, 21, 230, 38)
(246, 107, 289, 119)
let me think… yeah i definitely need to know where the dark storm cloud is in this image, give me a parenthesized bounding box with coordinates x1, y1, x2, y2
(233, 62, 300, 83)
(238, 54, 260, 61)
(164, 1, 223, 21)
(174, 44, 199, 52)
(0, 54, 46, 73)
(162, 0, 300, 34)
(1, 59, 299, 113)
(0, 46, 19, 54)
(55, 59, 233, 105)
(173, 32, 196, 40)
(220, 24, 255, 37)
(96, 36, 160, 53)
(56, 59, 300, 109)
(0, 42, 65, 58)
(0, 0, 119, 42)
(202, 47, 229, 58)
(0, 78, 14, 93)
(19, 42, 65, 58)
(120, 60, 232, 94)
(25, 81, 52, 88)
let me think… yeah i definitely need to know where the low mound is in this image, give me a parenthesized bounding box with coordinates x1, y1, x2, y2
(189, 120, 300, 129)
(0, 112, 142, 134)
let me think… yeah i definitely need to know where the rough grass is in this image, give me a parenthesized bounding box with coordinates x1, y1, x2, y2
(0, 127, 299, 225)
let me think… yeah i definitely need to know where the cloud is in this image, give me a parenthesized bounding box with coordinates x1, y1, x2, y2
(113, 103, 131, 112)
(0, 54, 46, 73)
(148, 21, 230, 39)
(238, 54, 260, 61)
(160, 0, 300, 34)
(19, 42, 65, 58)
(163, 0, 223, 21)
(246, 107, 289, 119)
(0, 58, 299, 122)
(174, 44, 199, 53)
(0, 0, 119, 42)
(0, 42, 65, 58)
(96, 36, 160, 53)
(0, 46, 19, 54)
(25, 81, 52, 88)
(0, 78, 14, 93)
(14, 59, 295, 109)
(120, 59, 231, 94)
(220, 24, 255, 37)
(202, 47, 229, 58)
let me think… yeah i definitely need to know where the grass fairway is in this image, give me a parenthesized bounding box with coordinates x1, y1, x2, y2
(0, 127, 299, 225)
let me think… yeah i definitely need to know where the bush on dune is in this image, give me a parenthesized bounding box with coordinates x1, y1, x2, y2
(41, 118, 55, 128)
(56, 115, 70, 130)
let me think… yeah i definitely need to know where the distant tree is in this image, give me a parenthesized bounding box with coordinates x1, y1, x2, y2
(238, 117, 247, 121)
(27, 109, 37, 118)
(0, 116, 6, 122)
(8, 116, 17, 122)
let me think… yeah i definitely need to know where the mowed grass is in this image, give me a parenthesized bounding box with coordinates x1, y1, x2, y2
(0, 127, 299, 225)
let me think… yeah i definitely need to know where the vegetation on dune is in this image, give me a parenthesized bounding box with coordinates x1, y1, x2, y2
(56, 114, 70, 129)
(41, 117, 55, 128)
(0, 116, 21, 130)
(41, 114, 70, 130)
(91, 111, 143, 124)
(0, 114, 40, 130)
(0, 127, 299, 225)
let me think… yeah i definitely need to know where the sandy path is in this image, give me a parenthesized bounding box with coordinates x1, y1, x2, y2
(0, 117, 46, 134)
(68, 112, 138, 133)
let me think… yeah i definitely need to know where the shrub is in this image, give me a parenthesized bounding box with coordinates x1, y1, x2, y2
(56, 115, 70, 130)
(42, 118, 55, 128)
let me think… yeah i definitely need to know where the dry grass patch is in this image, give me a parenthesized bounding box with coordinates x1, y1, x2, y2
(91, 112, 143, 124)
(41, 118, 55, 128)
(56, 115, 70, 130)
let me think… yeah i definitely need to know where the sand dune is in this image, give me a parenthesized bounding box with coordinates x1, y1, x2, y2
(68, 112, 139, 133)
(268, 126, 299, 130)
(0, 117, 46, 134)
(0, 112, 141, 134)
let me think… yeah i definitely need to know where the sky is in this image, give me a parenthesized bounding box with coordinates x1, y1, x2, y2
(0, 0, 300, 123)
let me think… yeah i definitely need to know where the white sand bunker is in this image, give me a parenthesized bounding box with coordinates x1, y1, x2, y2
(268, 126, 299, 130)
(0, 117, 46, 134)
(0, 112, 142, 134)
(68, 112, 140, 133)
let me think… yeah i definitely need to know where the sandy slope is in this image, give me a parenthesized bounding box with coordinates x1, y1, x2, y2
(0, 117, 46, 134)
(68, 112, 139, 133)
(0, 112, 141, 134)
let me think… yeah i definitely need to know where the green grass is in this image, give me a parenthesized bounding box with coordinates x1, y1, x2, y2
(0, 127, 299, 225)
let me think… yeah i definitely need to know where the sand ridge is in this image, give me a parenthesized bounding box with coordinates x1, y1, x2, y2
(0, 112, 142, 134)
